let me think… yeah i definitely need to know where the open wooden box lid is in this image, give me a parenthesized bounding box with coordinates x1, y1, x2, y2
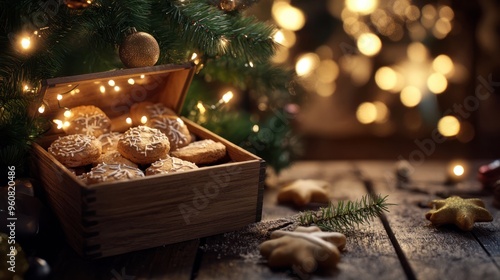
(39, 63, 196, 135)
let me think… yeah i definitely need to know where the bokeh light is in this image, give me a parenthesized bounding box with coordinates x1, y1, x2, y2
(374, 101, 389, 123)
(427, 72, 448, 94)
(295, 53, 320, 76)
(438, 115, 460, 137)
(375, 67, 397, 91)
(432, 54, 454, 76)
(272, 2, 306, 31)
(407, 42, 428, 63)
(345, 0, 378, 15)
(400, 86, 422, 107)
(357, 33, 382, 56)
(356, 102, 377, 124)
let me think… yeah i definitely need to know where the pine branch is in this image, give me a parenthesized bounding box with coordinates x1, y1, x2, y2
(299, 194, 393, 232)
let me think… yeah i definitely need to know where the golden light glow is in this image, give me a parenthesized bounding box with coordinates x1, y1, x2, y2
(439, 5, 454, 21)
(140, 116, 148, 124)
(20, 36, 31, 50)
(375, 67, 397, 91)
(407, 42, 428, 63)
(140, 75, 145, 79)
(400, 86, 422, 107)
(57, 94, 63, 101)
(438, 115, 460, 137)
(272, 47, 289, 64)
(53, 119, 63, 129)
(38, 104, 45, 114)
(433, 18, 452, 38)
(374, 101, 388, 123)
(405, 5, 420, 21)
(273, 30, 285, 45)
(317, 60, 339, 83)
(128, 78, 135, 85)
(357, 33, 381, 56)
(63, 121, 70, 128)
(432, 54, 454, 75)
(356, 102, 377, 124)
(100, 85, 106, 94)
(453, 165, 465, 176)
(252, 124, 260, 133)
(222, 91, 234, 103)
(108, 80, 115, 87)
(197, 101, 206, 114)
(126, 117, 132, 125)
(295, 53, 320, 76)
(114, 86, 120, 92)
(421, 4, 437, 20)
(191, 53, 198, 60)
(64, 110, 72, 118)
(345, 0, 378, 15)
(272, 2, 306, 31)
(427, 73, 448, 94)
(316, 82, 336, 97)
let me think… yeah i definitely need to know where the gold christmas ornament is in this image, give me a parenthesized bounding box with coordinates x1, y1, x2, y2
(119, 31, 160, 68)
(64, 0, 93, 9)
(220, 0, 237, 11)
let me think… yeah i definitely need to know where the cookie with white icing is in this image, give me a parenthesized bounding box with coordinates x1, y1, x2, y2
(63, 105, 111, 137)
(48, 134, 102, 167)
(145, 156, 198, 176)
(146, 115, 191, 150)
(94, 150, 138, 168)
(170, 139, 226, 165)
(117, 126, 170, 165)
(130, 102, 176, 126)
(82, 163, 144, 184)
(97, 132, 122, 153)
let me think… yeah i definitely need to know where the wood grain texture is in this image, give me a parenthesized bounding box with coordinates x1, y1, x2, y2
(195, 162, 406, 280)
(357, 161, 500, 280)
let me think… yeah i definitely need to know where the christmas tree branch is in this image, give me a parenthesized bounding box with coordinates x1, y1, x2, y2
(299, 194, 393, 232)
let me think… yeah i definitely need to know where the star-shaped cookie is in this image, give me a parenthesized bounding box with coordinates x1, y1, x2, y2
(259, 226, 346, 273)
(277, 179, 330, 207)
(425, 196, 493, 231)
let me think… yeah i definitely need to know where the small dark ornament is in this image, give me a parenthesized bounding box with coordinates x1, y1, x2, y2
(119, 30, 160, 68)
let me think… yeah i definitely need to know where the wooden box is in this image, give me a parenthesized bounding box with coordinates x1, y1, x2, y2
(29, 63, 265, 259)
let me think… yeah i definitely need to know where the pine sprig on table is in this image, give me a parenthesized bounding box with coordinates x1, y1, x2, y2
(299, 194, 393, 232)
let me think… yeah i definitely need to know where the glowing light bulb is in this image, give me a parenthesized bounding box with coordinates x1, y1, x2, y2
(453, 165, 465, 176)
(197, 101, 206, 114)
(345, 0, 378, 15)
(126, 117, 132, 125)
(128, 78, 135, 85)
(57, 94, 63, 101)
(252, 125, 260, 133)
(20, 37, 31, 50)
(64, 110, 72, 118)
(53, 119, 63, 129)
(357, 33, 381, 56)
(100, 85, 106, 93)
(108, 80, 115, 87)
(356, 102, 377, 124)
(38, 104, 45, 114)
(222, 91, 234, 103)
(427, 73, 448, 94)
(114, 86, 120, 92)
(140, 116, 148, 124)
(191, 53, 198, 60)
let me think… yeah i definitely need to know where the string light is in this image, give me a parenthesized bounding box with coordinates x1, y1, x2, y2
(20, 36, 31, 50)
(197, 101, 206, 114)
(252, 125, 260, 133)
(222, 91, 234, 103)
(108, 80, 115, 87)
(114, 86, 120, 92)
(57, 94, 63, 101)
(126, 117, 132, 125)
(64, 110, 72, 118)
(38, 104, 45, 114)
(53, 119, 63, 129)
(128, 78, 135, 85)
(100, 85, 106, 93)
(140, 116, 148, 124)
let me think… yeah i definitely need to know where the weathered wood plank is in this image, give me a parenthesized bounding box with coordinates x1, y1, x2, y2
(49, 239, 199, 280)
(195, 162, 405, 280)
(359, 160, 500, 280)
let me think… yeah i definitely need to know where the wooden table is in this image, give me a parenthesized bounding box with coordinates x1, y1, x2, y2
(39, 161, 500, 279)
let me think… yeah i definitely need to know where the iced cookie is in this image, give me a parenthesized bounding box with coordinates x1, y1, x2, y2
(63, 105, 111, 137)
(145, 156, 198, 176)
(97, 132, 122, 153)
(94, 150, 138, 168)
(48, 134, 101, 167)
(146, 115, 191, 150)
(130, 102, 176, 126)
(170, 139, 226, 165)
(82, 163, 144, 184)
(117, 126, 170, 164)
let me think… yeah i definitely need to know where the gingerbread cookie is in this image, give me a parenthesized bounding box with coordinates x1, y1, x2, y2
(48, 134, 101, 167)
(146, 116, 191, 150)
(259, 226, 346, 273)
(170, 139, 226, 165)
(97, 132, 122, 153)
(145, 156, 198, 176)
(94, 150, 138, 168)
(82, 163, 144, 184)
(130, 102, 176, 126)
(63, 105, 111, 137)
(277, 179, 330, 207)
(117, 126, 170, 165)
